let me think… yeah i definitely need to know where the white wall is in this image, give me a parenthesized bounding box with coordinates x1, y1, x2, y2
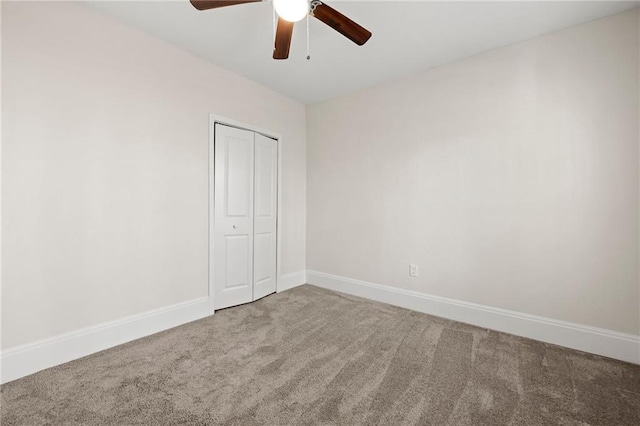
(307, 10, 639, 335)
(1, 1, 306, 349)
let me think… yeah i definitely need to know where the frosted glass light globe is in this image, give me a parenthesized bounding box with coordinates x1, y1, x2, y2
(273, 0, 309, 23)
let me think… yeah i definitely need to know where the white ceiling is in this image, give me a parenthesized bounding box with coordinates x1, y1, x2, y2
(86, 1, 639, 104)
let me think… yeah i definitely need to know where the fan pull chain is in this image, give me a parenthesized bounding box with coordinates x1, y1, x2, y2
(306, 14, 310, 60)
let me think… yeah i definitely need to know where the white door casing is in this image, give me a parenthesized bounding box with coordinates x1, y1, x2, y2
(253, 133, 278, 300)
(213, 124, 255, 309)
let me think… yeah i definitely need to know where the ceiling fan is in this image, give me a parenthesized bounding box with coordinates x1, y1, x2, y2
(190, 0, 372, 60)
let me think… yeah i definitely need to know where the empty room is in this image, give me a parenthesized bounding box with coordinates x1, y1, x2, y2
(1, 0, 639, 424)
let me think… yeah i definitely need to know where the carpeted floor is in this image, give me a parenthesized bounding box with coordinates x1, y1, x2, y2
(1, 285, 639, 425)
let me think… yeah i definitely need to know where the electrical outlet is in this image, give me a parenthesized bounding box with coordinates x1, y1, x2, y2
(410, 264, 418, 277)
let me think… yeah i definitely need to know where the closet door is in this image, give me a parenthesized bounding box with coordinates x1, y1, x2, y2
(252, 134, 278, 300)
(213, 124, 254, 309)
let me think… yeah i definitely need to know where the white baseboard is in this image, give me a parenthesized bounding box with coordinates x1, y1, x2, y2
(1, 269, 307, 384)
(1, 296, 215, 384)
(3, 271, 636, 385)
(278, 270, 307, 292)
(306, 270, 640, 365)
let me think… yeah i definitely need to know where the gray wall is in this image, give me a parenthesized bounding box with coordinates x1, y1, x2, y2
(1, 2, 307, 349)
(307, 10, 639, 334)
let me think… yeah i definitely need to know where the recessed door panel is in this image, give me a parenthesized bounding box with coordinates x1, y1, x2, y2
(225, 140, 251, 217)
(253, 232, 273, 283)
(225, 235, 250, 289)
(255, 141, 276, 218)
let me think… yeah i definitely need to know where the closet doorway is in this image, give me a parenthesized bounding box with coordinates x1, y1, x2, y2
(210, 119, 281, 310)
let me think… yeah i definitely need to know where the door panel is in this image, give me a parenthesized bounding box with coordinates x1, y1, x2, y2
(224, 235, 250, 288)
(214, 124, 254, 309)
(253, 232, 274, 282)
(253, 134, 278, 300)
(225, 141, 252, 217)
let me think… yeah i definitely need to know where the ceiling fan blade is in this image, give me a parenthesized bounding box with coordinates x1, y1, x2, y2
(311, 1, 371, 46)
(273, 17, 294, 60)
(189, 0, 262, 11)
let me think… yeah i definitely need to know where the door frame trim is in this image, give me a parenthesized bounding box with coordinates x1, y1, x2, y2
(208, 114, 283, 309)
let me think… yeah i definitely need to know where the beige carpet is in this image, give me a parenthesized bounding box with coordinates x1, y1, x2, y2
(1, 284, 639, 425)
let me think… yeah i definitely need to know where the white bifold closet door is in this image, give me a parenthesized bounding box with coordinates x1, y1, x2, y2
(213, 123, 278, 310)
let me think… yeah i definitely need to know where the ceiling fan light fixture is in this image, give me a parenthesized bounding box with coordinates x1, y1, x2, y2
(273, 0, 309, 23)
